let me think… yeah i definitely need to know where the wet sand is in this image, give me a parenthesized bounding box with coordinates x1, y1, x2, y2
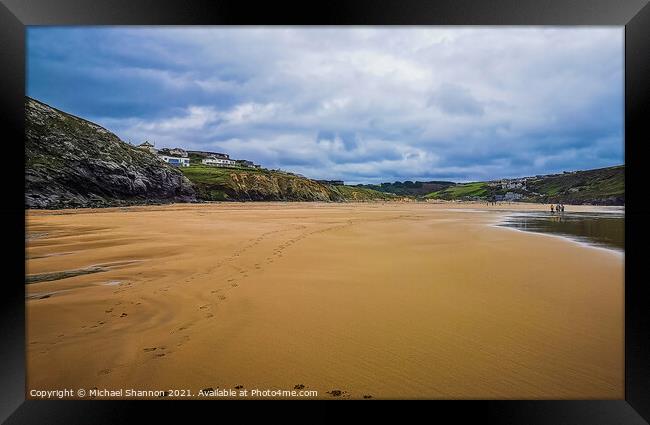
(26, 202, 624, 399)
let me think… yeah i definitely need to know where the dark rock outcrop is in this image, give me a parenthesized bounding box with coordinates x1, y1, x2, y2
(25, 97, 196, 208)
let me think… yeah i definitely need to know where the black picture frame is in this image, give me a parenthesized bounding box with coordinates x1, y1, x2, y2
(1, 0, 649, 422)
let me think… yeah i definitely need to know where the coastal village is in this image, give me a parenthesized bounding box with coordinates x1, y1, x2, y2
(485, 170, 583, 202)
(136, 140, 262, 170)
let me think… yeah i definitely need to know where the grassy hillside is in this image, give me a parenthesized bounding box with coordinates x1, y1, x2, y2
(331, 185, 398, 201)
(526, 165, 624, 205)
(183, 163, 623, 205)
(422, 165, 624, 205)
(424, 182, 488, 200)
(181, 165, 400, 202)
(181, 165, 342, 201)
(355, 180, 455, 196)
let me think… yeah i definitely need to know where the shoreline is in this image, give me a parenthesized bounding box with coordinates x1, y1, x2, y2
(24, 199, 626, 214)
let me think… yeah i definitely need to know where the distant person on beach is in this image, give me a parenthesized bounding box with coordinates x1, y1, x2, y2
(561, 204, 565, 212)
(550, 204, 555, 213)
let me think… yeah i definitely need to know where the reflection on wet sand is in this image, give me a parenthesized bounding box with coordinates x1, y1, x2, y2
(500, 210, 624, 251)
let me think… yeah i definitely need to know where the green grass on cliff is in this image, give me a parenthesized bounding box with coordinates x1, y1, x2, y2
(180, 165, 338, 201)
(181, 165, 394, 202)
(421, 165, 623, 204)
(332, 185, 398, 201)
(527, 166, 624, 202)
(425, 182, 488, 199)
(181, 164, 269, 182)
(180, 165, 261, 201)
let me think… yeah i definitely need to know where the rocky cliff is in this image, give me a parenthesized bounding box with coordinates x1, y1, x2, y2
(25, 97, 196, 208)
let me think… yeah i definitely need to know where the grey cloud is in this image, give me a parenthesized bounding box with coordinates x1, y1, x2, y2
(28, 27, 624, 183)
(428, 83, 484, 116)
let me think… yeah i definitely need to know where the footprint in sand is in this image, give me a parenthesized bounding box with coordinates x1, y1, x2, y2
(145, 347, 168, 356)
(120, 313, 128, 318)
(199, 304, 210, 310)
(218, 295, 227, 300)
(363, 395, 373, 399)
(231, 283, 238, 287)
(327, 390, 346, 397)
(97, 369, 111, 376)
(176, 335, 190, 347)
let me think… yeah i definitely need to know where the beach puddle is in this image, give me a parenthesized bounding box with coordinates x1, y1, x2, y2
(499, 210, 624, 252)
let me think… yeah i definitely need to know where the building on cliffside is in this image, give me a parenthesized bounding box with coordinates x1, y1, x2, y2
(235, 159, 261, 168)
(202, 155, 236, 167)
(504, 192, 524, 201)
(188, 150, 230, 159)
(159, 154, 190, 167)
(169, 148, 188, 157)
(137, 141, 157, 154)
(316, 179, 345, 186)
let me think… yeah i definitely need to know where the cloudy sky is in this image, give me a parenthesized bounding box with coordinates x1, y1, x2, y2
(27, 27, 623, 183)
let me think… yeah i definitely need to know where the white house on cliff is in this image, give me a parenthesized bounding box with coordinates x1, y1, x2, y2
(159, 154, 190, 167)
(202, 156, 236, 167)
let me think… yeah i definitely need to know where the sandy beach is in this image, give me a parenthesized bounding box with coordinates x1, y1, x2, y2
(25, 202, 624, 399)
